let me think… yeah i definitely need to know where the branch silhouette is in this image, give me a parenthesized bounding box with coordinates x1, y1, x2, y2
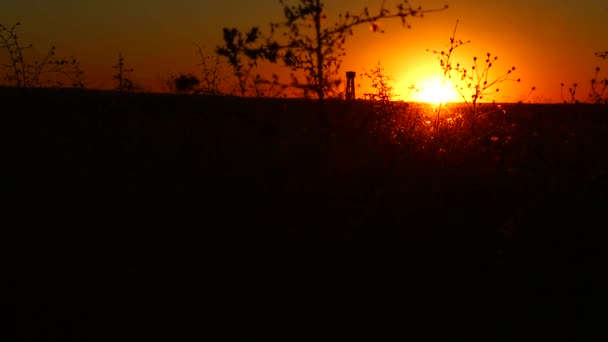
(217, 0, 447, 100)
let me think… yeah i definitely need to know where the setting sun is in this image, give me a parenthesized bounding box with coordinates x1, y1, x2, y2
(414, 78, 460, 105)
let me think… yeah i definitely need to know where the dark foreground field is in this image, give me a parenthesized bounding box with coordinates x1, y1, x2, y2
(11, 87, 608, 340)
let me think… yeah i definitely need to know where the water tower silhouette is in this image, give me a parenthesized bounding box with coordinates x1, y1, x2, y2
(345, 71, 356, 100)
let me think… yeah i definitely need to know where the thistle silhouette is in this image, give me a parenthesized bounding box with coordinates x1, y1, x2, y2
(427, 20, 524, 134)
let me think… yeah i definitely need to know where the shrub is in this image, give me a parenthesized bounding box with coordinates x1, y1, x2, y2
(171, 73, 200, 94)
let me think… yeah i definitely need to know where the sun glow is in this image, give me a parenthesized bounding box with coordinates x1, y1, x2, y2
(414, 78, 460, 105)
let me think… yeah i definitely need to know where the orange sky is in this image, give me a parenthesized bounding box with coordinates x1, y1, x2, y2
(2, 0, 607, 102)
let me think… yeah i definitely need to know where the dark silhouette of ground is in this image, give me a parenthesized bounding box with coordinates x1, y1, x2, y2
(11, 87, 607, 340)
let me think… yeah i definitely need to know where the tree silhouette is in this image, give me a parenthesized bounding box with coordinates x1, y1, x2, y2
(270, 0, 446, 100)
(217, 0, 447, 100)
(0, 22, 85, 88)
(216, 27, 264, 96)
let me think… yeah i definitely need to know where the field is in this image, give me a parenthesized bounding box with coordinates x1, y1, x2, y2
(12, 87, 608, 340)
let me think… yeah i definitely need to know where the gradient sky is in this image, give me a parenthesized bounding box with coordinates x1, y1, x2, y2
(2, 0, 607, 102)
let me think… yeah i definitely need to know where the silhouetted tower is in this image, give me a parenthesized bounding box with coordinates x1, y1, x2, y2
(345, 71, 356, 100)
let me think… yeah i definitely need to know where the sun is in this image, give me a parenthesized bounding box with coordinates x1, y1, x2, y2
(414, 78, 460, 105)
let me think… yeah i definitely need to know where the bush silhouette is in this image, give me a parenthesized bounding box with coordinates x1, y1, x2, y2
(172, 73, 201, 94)
(0, 22, 85, 88)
